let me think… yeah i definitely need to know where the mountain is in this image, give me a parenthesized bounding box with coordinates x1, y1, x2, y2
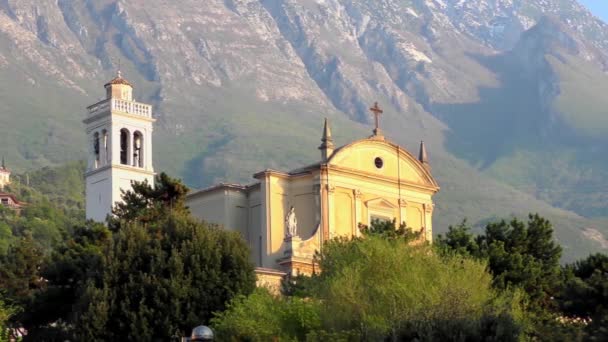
(0, 0, 607, 260)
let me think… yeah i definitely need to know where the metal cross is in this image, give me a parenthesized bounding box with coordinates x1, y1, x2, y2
(369, 102, 383, 136)
(112, 57, 122, 77)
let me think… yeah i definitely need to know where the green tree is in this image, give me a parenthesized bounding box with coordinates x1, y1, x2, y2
(560, 253, 608, 340)
(436, 214, 570, 339)
(76, 174, 256, 340)
(435, 219, 480, 257)
(358, 218, 421, 242)
(212, 288, 322, 341)
(0, 233, 45, 338)
(215, 234, 526, 341)
(0, 295, 16, 342)
(315, 236, 525, 341)
(437, 214, 562, 310)
(20, 222, 111, 340)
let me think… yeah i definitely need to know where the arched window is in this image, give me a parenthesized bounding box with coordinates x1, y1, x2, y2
(133, 131, 144, 168)
(102, 129, 109, 164)
(120, 128, 130, 165)
(93, 132, 100, 167)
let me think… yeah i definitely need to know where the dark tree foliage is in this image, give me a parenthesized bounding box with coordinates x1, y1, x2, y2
(109, 172, 189, 229)
(21, 222, 111, 340)
(435, 219, 480, 257)
(481, 215, 562, 307)
(358, 218, 422, 242)
(560, 253, 608, 340)
(0, 233, 45, 339)
(434, 215, 605, 340)
(74, 173, 256, 341)
(437, 214, 562, 311)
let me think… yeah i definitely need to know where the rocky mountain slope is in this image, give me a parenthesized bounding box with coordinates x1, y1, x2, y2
(0, 0, 607, 259)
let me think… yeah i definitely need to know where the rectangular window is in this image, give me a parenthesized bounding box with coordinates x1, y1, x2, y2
(370, 214, 392, 224)
(1, 198, 9, 205)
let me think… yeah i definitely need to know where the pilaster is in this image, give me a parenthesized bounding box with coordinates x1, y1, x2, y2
(399, 199, 408, 227)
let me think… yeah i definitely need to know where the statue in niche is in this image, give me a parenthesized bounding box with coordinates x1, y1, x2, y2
(285, 206, 298, 238)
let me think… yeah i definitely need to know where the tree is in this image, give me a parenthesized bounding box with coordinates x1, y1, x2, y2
(436, 214, 571, 339)
(212, 288, 322, 341)
(76, 174, 256, 340)
(435, 219, 480, 257)
(437, 214, 562, 311)
(358, 218, 421, 242)
(214, 233, 526, 341)
(0, 295, 16, 342)
(20, 222, 111, 340)
(0, 233, 45, 339)
(109, 172, 189, 229)
(314, 236, 525, 341)
(560, 253, 608, 340)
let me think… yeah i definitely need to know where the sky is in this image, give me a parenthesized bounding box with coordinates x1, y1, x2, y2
(578, 0, 608, 22)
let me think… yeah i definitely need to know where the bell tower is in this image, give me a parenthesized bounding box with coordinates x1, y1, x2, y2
(84, 72, 155, 222)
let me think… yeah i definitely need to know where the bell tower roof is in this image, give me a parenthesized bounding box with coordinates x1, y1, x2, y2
(104, 70, 132, 88)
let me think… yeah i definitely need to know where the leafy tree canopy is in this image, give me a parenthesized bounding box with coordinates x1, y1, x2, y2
(75, 173, 256, 341)
(214, 231, 526, 341)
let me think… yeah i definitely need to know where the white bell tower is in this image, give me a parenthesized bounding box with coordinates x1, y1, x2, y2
(84, 72, 155, 222)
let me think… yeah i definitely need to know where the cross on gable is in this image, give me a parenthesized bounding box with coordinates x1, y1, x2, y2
(369, 102, 383, 137)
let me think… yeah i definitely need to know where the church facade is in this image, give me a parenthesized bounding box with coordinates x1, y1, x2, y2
(186, 109, 440, 278)
(83, 76, 439, 282)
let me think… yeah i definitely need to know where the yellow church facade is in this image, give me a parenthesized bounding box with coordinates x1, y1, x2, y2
(186, 106, 439, 279)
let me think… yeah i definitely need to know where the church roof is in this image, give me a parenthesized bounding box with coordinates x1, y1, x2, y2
(0, 192, 24, 207)
(187, 182, 260, 198)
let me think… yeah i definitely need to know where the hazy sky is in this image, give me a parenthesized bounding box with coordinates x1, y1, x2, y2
(579, 0, 608, 22)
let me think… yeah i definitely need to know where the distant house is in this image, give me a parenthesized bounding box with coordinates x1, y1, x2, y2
(0, 192, 24, 211)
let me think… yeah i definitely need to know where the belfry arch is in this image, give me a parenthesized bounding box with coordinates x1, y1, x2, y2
(120, 128, 131, 165)
(133, 131, 144, 168)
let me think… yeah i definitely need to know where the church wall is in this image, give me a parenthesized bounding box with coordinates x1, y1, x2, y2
(406, 204, 424, 231)
(85, 172, 112, 223)
(326, 169, 434, 239)
(266, 176, 288, 267)
(245, 187, 262, 264)
(288, 176, 317, 240)
(224, 190, 249, 237)
(188, 191, 229, 228)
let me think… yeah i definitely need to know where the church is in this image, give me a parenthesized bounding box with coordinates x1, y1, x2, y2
(84, 75, 440, 284)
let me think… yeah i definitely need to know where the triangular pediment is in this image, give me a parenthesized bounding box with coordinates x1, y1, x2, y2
(365, 197, 397, 209)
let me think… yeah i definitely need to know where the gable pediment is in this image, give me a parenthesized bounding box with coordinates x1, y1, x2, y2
(327, 139, 439, 191)
(365, 197, 397, 210)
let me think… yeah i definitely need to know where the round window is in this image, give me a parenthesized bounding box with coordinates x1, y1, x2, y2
(374, 157, 384, 169)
